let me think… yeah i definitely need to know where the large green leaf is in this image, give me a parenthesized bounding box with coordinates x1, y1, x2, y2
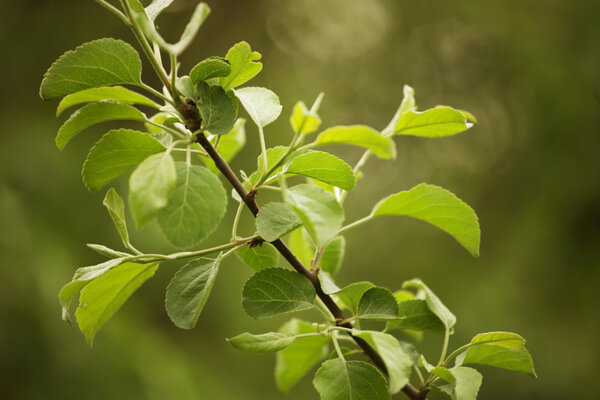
(218, 41, 263, 90)
(227, 332, 296, 353)
(56, 102, 146, 150)
(195, 82, 237, 135)
(430, 366, 483, 400)
(314, 125, 396, 159)
(356, 287, 399, 321)
(234, 87, 282, 128)
(102, 188, 130, 248)
(352, 330, 412, 394)
(57, 86, 157, 116)
(235, 242, 279, 271)
(190, 56, 231, 84)
(165, 256, 221, 329)
(285, 151, 356, 191)
(394, 106, 476, 138)
(40, 38, 142, 100)
(242, 268, 316, 319)
(285, 184, 345, 247)
(82, 129, 165, 191)
(256, 202, 303, 242)
(372, 183, 480, 257)
(403, 279, 456, 332)
(76, 262, 158, 345)
(157, 163, 227, 248)
(313, 359, 391, 400)
(276, 319, 330, 392)
(128, 152, 177, 227)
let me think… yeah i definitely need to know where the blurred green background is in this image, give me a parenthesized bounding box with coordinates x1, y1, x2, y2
(1, 0, 599, 399)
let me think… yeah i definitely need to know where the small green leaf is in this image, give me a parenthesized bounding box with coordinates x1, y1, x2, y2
(157, 163, 227, 248)
(285, 151, 356, 191)
(382, 85, 416, 135)
(219, 41, 263, 90)
(313, 359, 391, 400)
(195, 82, 237, 135)
(86, 244, 130, 259)
(357, 287, 399, 321)
(285, 184, 345, 247)
(248, 146, 288, 185)
(40, 38, 142, 100)
(372, 183, 480, 257)
(102, 188, 130, 248)
(394, 106, 475, 138)
(290, 100, 322, 135)
(276, 319, 330, 393)
(430, 366, 483, 400)
(256, 202, 303, 242)
(235, 242, 279, 271)
(403, 278, 456, 332)
(390, 299, 446, 334)
(56, 102, 146, 150)
(288, 228, 315, 268)
(234, 87, 282, 128)
(320, 236, 345, 276)
(227, 332, 296, 352)
(315, 125, 396, 159)
(165, 256, 221, 329)
(204, 118, 246, 174)
(352, 330, 412, 394)
(128, 152, 177, 227)
(242, 268, 316, 319)
(190, 56, 232, 83)
(82, 129, 165, 191)
(76, 262, 158, 345)
(145, 0, 173, 20)
(56, 86, 158, 116)
(333, 281, 375, 313)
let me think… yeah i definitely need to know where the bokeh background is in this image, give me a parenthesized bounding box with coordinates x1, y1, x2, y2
(1, 0, 599, 399)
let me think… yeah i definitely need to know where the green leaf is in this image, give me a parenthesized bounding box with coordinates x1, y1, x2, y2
(315, 125, 396, 159)
(288, 228, 315, 268)
(235, 242, 279, 271)
(394, 106, 475, 138)
(56, 86, 158, 116)
(242, 268, 316, 319)
(195, 82, 237, 135)
(352, 330, 412, 394)
(145, 0, 173, 20)
(333, 282, 374, 313)
(204, 118, 246, 173)
(86, 244, 130, 259)
(320, 236, 345, 276)
(290, 100, 322, 135)
(248, 146, 288, 185)
(128, 152, 177, 227)
(456, 332, 536, 377)
(390, 299, 446, 334)
(102, 188, 130, 248)
(430, 366, 483, 400)
(276, 319, 330, 392)
(56, 102, 146, 150)
(285, 151, 356, 191)
(157, 163, 227, 248)
(256, 202, 303, 242)
(227, 332, 296, 353)
(218, 41, 263, 90)
(403, 278, 456, 332)
(82, 129, 165, 191)
(285, 184, 345, 247)
(313, 359, 391, 400)
(372, 183, 480, 257)
(190, 56, 232, 84)
(382, 85, 416, 135)
(40, 38, 142, 100)
(165, 256, 221, 329)
(234, 87, 282, 128)
(76, 262, 158, 345)
(357, 287, 399, 321)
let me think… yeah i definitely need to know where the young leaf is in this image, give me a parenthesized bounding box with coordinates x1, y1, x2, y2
(103, 188, 130, 248)
(56, 102, 146, 150)
(248, 146, 288, 185)
(256, 202, 303, 242)
(313, 359, 391, 400)
(288, 228, 315, 269)
(82, 129, 165, 191)
(235, 242, 279, 271)
(430, 366, 483, 400)
(276, 319, 330, 393)
(390, 299, 446, 334)
(157, 163, 227, 248)
(86, 244, 130, 259)
(190, 56, 232, 84)
(165, 256, 222, 329)
(356, 287, 399, 321)
(381, 85, 416, 136)
(315, 125, 396, 159)
(333, 281, 375, 313)
(372, 183, 480, 257)
(219, 41, 263, 90)
(403, 278, 456, 332)
(227, 332, 296, 353)
(203, 118, 246, 174)
(56, 86, 158, 116)
(320, 236, 345, 276)
(145, 0, 173, 20)
(285, 151, 356, 191)
(76, 262, 158, 345)
(234, 87, 282, 128)
(394, 106, 475, 138)
(196, 82, 237, 135)
(242, 268, 316, 319)
(290, 100, 321, 135)
(128, 152, 177, 227)
(352, 330, 412, 394)
(285, 184, 345, 247)
(40, 38, 142, 100)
